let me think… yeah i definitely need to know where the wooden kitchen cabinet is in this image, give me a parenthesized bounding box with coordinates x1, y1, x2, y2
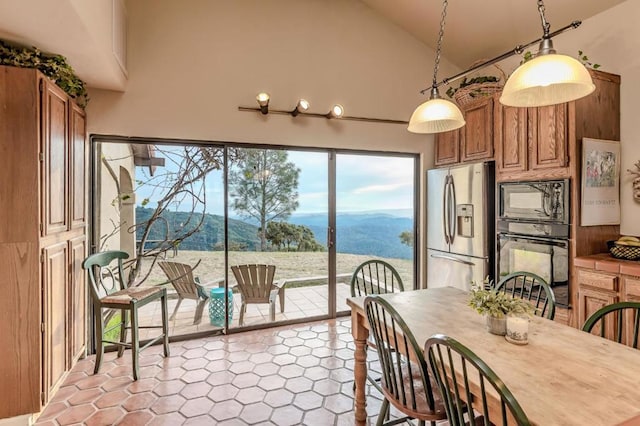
(0, 66, 87, 418)
(434, 127, 460, 166)
(460, 97, 494, 162)
(496, 69, 619, 182)
(434, 96, 493, 166)
(574, 254, 640, 347)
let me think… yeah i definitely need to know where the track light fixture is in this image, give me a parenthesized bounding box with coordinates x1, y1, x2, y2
(326, 104, 344, 119)
(290, 99, 310, 117)
(239, 97, 407, 125)
(409, 0, 591, 134)
(256, 92, 270, 114)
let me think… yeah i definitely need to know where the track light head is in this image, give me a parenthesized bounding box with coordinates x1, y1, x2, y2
(291, 99, 310, 117)
(256, 92, 270, 114)
(327, 104, 344, 119)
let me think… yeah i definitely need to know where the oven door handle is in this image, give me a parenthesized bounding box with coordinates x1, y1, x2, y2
(499, 233, 568, 247)
(430, 253, 475, 266)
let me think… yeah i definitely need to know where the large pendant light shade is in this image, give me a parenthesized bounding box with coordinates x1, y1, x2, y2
(408, 95, 465, 134)
(500, 53, 595, 107)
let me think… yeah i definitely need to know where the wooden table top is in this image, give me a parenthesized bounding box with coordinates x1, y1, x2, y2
(347, 287, 640, 426)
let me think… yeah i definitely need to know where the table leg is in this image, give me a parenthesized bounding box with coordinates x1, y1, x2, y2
(352, 310, 368, 425)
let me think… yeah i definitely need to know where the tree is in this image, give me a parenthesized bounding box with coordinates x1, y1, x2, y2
(265, 221, 324, 252)
(101, 145, 241, 286)
(229, 149, 300, 250)
(399, 230, 414, 248)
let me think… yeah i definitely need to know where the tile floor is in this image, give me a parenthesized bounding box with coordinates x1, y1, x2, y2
(35, 318, 407, 425)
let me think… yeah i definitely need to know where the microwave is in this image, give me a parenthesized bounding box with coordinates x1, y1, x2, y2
(498, 180, 570, 224)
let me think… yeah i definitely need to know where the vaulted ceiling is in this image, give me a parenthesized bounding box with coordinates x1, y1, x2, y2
(361, 0, 627, 68)
(0, 0, 628, 90)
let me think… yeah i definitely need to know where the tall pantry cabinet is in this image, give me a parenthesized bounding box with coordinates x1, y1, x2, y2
(0, 65, 87, 418)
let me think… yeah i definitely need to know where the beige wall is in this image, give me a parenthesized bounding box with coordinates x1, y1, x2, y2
(87, 0, 461, 286)
(97, 143, 136, 256)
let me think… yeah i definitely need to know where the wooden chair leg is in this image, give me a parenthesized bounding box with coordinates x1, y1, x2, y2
(194, 299, 206, 325)
(279, 288, 285, 313)
(130, 303, 140, 381)
(239, 302, 246, 326)
(269, 300, 275, 322)
(161, 291, 170, 357)
(94, 304, 104, 375)
(118, 309, 128, 358)
(170, 297, 183, 320)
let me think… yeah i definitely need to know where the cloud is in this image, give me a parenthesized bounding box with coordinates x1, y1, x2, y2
(352, 182, 411, 194)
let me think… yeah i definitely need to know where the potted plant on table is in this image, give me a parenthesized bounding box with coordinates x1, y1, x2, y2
(468, 282, 534, 336)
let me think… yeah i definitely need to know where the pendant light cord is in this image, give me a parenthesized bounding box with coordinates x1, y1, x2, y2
(431, 0, 449, 88)
(537, 0, 551, 38)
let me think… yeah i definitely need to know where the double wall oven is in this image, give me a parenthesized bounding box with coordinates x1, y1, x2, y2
(497, 180, 570, 307)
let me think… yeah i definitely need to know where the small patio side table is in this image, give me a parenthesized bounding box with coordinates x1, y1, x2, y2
(209, 288, 233, 326)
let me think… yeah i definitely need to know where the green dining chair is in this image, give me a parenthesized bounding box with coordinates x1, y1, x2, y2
(83, 250, 170, 380)
(582, 301, 640, 349)
(364, 295, 446, 426)
(351, 260, 405, 394)
(425, 334, 532, 426)
(495, 271, 556, 320)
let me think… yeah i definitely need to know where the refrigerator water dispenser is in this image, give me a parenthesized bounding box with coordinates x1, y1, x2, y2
(456, 204, 474, 238)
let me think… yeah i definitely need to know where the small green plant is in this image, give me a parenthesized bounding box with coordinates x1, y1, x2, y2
(520, 49, 600, 70)
(468, 281, 534, 318)
(0, 39, 89, 107)
(577, 50, 600, 69)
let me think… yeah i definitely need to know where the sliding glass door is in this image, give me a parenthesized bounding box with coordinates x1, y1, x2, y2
(335, 153, 417, 314)
(92, 137, 417, 339)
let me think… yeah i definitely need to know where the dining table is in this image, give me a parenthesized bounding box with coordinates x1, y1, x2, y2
(347, 287, 640, 426)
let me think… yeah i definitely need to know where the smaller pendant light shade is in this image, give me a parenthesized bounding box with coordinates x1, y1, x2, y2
(500, 53, 595, 107)
(408, 97, 465, 134)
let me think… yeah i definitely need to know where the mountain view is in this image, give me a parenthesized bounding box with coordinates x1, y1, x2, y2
(136, 207, 413, 259)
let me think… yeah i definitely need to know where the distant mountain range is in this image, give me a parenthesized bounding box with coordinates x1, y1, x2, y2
(136, 207, 413, 259)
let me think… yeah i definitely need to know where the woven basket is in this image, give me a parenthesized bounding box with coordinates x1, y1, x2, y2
(452, 61, 506, 108)
(608, 240, 640, 261)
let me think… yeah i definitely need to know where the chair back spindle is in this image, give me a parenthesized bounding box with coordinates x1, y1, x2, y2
(495, 271, 556, 320)
(582, 302, 640, 349)
(351, 260, 404, 297)
(364, 296, 445, 423)
(425, 334, 532, 426)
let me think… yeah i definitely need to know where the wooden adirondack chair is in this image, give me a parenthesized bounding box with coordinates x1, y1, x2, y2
(231, 264, 286, 326)
(158, 260, 224, 324)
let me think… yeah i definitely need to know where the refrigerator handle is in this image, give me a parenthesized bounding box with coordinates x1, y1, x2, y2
(443, 176, 450, 244)
(430, 253, 476, 266)
(448, 175, 457, 244)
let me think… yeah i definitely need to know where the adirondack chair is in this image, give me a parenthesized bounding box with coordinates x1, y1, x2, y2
(231, 264, 286, 326)
(158, 260, 224, 324)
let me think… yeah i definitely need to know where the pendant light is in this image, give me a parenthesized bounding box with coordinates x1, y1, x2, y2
(500, 0, 595, 107)
(408, 0, 465, 134)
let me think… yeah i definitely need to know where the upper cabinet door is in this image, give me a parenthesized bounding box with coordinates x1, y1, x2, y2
(495, 102, 527, 173)
(70, 104, 86, 229)
(434, 129, 460, 166)
(41, 80, 69, 236)
(460, 97, 494, 162)
(528, 103, 568, 170)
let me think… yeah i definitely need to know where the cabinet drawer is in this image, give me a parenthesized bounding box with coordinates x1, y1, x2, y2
(623, 276, 640, 298)
(577, 269, 618, 292)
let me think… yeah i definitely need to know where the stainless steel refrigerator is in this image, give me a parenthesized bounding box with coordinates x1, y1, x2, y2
(427, 162, 494, 290)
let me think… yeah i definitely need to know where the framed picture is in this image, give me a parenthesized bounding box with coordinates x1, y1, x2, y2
(581, 138, 621, 226)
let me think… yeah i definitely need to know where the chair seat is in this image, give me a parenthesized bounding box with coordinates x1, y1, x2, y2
(101, 286, 163, 305)
(381, 362, 446, 419)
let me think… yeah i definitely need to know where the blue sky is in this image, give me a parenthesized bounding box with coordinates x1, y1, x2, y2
(132, 146, 415, 217)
